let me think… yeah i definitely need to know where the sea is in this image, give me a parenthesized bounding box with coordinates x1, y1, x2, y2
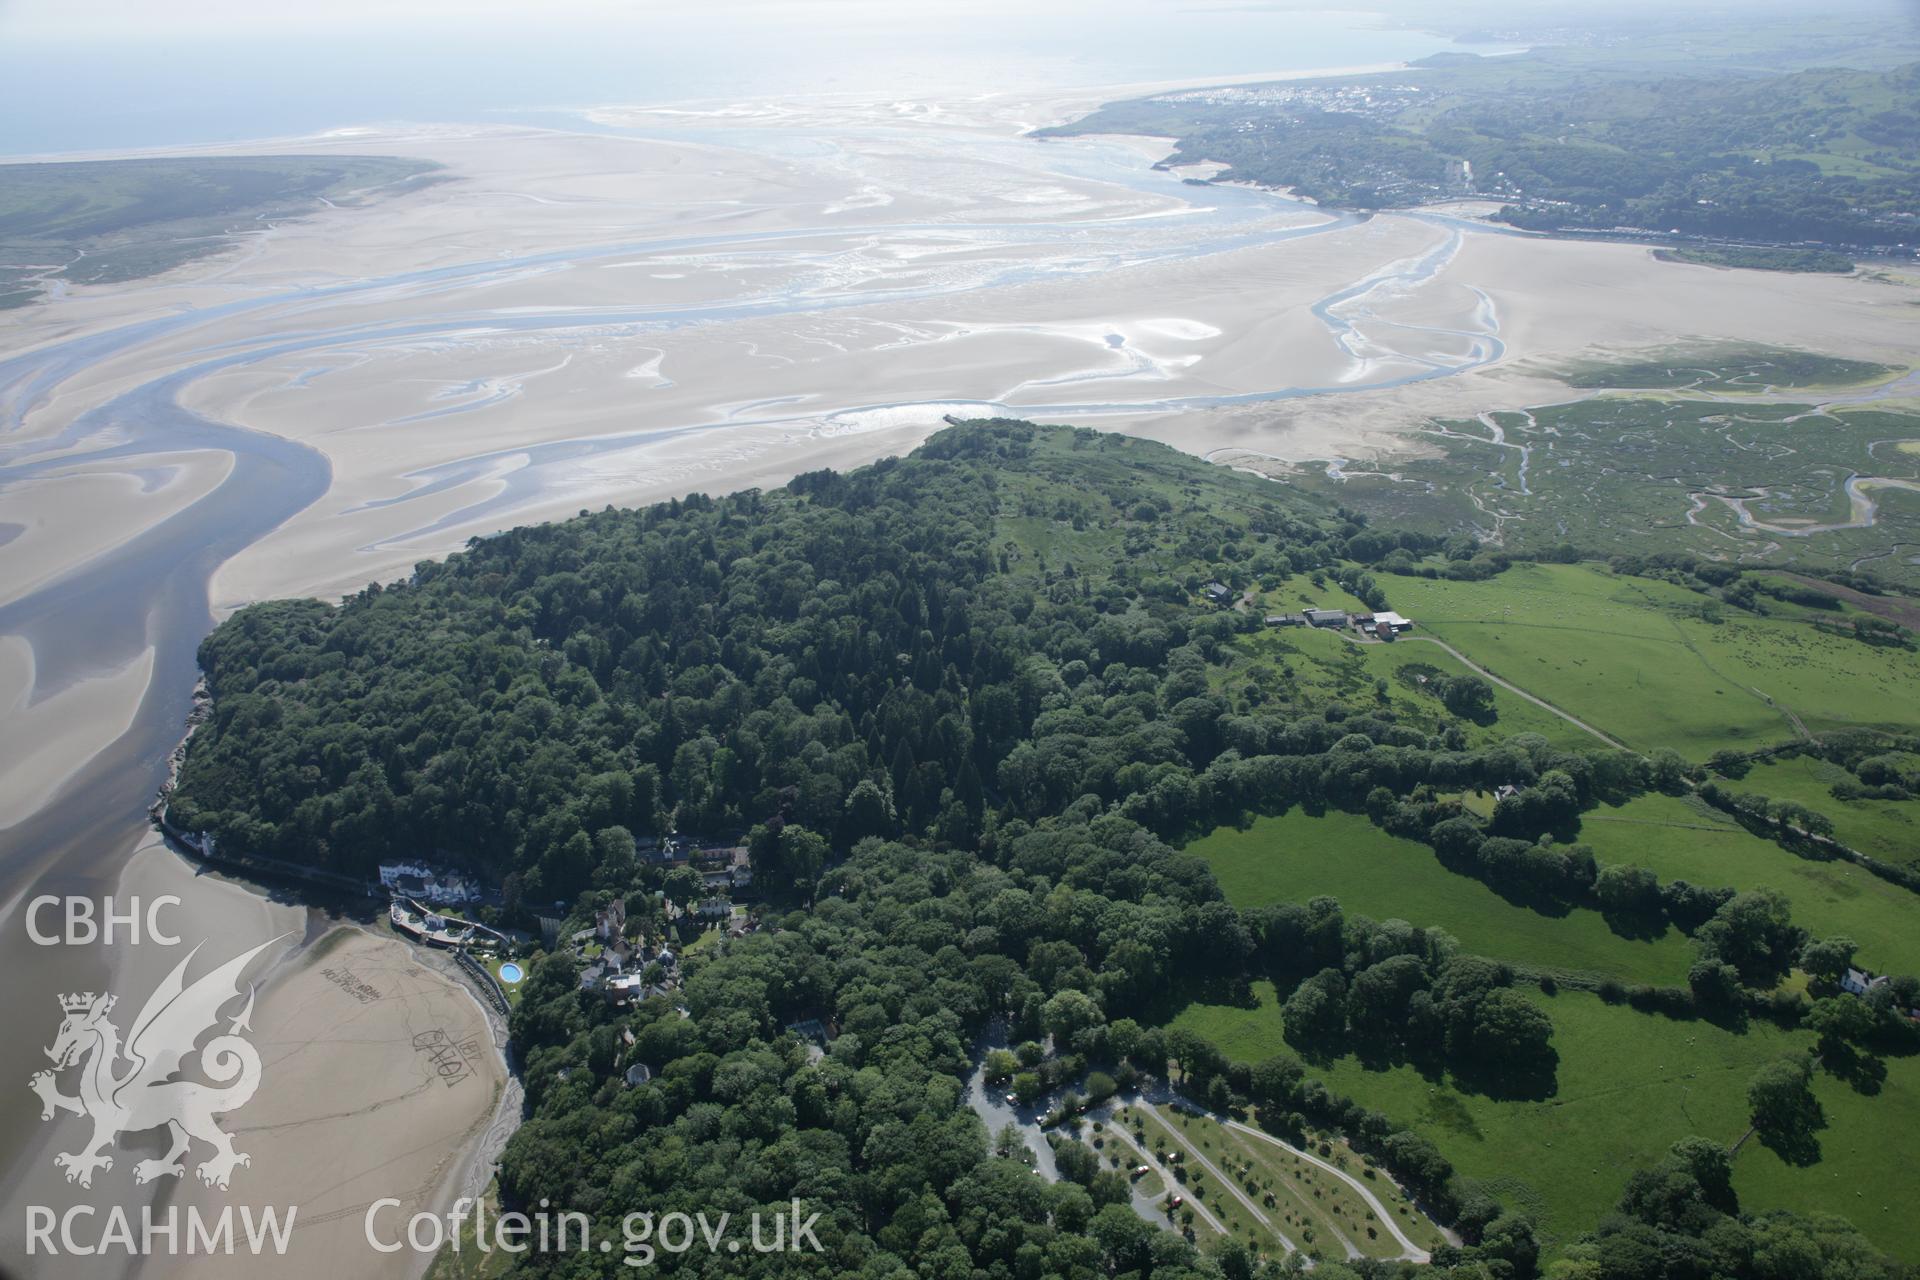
(0, 2, 1477, 156)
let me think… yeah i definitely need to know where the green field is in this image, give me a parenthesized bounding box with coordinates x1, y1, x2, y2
(1383, 565, 1920, 755)
(1576, 791, 1920, 974)
(1171, 979, 1295, 1066)
(1176, 798, 1920, 1259)
(1230, 599, 1597, 751)
(1251, 573, 1375, 616)
(1355, 640, 1595, 750)
(1165, 985, 1894, 1253)
(1732, 1051, 1920, 1262)
(1736, 755, 1920, 869)
(1192, 810, 1695, 985)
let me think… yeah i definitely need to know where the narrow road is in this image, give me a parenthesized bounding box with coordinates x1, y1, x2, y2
(1131, 1101, 1306, 1255)
(1223, 1115, 1434, 1262)
(1390, 633, 1631, 751)
(1364, 630, 1893, 910)
(1104, 1117, 1234, 1238)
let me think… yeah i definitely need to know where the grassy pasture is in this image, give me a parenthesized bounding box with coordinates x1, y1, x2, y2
(1384, 564, 1920, 755)
(1356, 641, 1594, 749)
(1166, 985, 1824, 1253)
(1171, 979, 1292, 1066)
(1175, 802, 1920, 1259)
(1229, 619, 1590, 750)
(1734, 755, 1920, 871)
(1731, 1051, 1920, 1263)
(1575, 791, 1920, 974)
(1192, 810, 1695, 985)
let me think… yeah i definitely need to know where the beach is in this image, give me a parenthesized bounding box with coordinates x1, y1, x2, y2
(0, 837, 507, 1279)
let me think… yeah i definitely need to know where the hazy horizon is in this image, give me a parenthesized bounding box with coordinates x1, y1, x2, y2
(0, 3, 1482, 156)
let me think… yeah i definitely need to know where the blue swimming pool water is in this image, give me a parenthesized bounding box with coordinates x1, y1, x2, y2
(498, 963, 524, 984)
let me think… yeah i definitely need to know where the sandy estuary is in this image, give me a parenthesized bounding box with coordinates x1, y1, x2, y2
(1, 79, 1916, 1278)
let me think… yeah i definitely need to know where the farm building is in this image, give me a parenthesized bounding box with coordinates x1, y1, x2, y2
(1374, 611, 1414, 632)
(1843, 967, 1890, 996)
(1265, 613, 1305, 627)
(1304, 608, 1348, 628)
(1204, 581, 1232, 604)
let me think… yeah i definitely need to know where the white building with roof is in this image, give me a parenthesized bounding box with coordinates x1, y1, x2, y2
(1843, 967, 1889, 996)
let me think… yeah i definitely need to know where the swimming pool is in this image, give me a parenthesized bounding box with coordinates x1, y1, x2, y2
(498, 962, 524, 984)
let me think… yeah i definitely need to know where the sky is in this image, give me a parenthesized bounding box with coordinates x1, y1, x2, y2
(0, 0, 1377, 40)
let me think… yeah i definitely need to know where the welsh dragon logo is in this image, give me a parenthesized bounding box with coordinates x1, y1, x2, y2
(29, 936, 284, 1190)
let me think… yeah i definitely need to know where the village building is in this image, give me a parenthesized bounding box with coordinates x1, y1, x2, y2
(389, 900, 479, 947)
(595, 898, 626, 942)
(378, 860, 482, 904)
(785, 1017, 832, 1062)
(1843, 966, 1890, 997)
(700, 849, 755, 894)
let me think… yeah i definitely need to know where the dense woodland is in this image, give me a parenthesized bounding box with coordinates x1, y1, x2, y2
(174, 423, 1910, 1277)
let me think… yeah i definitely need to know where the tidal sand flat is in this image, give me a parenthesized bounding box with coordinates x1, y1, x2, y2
(3, 98, 1914, 834)
(170, 928, 506, 1280)
(0, 450, 234, 609)
(0, 841, 503, 1280)
(0, 640, 153, 831)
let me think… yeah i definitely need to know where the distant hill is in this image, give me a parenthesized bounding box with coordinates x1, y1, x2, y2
(1041, 53, 1920, 248)
(0, 154, 441, 308)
